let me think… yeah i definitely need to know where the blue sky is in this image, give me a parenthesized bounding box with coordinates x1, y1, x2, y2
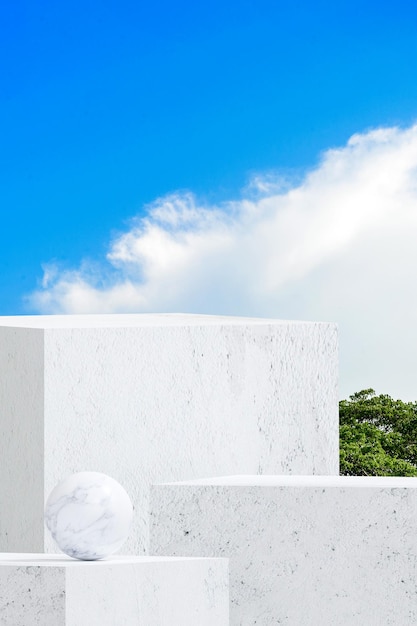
(2, 1, 417, 398)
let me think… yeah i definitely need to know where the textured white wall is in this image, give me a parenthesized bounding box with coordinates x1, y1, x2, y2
(0, 554, 229, 625)
(0, 328, 44, 552)
(0, 314, 338, 554)
(150, 475, 417, 625)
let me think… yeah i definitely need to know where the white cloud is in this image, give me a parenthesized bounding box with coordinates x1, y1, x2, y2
(28, 124, 417, 400)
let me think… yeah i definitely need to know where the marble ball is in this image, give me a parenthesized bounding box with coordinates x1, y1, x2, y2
(44, 471, 133, 561)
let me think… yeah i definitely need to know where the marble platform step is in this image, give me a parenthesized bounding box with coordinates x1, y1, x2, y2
(150, 475, 417, 626)
(0, 314, 338, 555)
(0, 553, 229, 626)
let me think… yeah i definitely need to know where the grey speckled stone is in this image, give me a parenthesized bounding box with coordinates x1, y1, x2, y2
(0, 554, 229, 626)
(150, 475, 417, 626)
(0, 566, 65, 626)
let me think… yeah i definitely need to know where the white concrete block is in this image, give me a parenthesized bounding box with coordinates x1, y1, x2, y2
(0, 553, 229, 626)
(150, 475, 417, 626)
(0, 314, 338, 554)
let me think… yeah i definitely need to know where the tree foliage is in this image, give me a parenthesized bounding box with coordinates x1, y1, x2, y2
(339, 389, 417, 476)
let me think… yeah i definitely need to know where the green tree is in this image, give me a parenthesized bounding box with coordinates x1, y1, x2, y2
(339, 389, 417, 476)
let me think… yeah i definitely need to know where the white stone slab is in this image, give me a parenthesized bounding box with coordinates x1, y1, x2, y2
(0, 553, 229, 626)
(150, 475, 417, 625)
(0, 313, 338, 554)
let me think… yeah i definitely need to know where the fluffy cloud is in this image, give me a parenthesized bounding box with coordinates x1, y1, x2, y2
(28, 124, 417, 399)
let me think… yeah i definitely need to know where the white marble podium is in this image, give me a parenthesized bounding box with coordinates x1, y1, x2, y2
(150, 475, 417, 625)
(0, 554, 229, 625)
(0, 314, 338, 554)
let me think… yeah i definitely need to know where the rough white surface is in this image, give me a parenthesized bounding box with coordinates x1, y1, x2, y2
(150, 475, 417, 626)
(0, 313, 338, 554)
(44, 472, 133, 560)
(0, 553, 229, 625)
(0, 327, 44, 553)
(164, 473, 417, 487)
(0, 313, 334, 327)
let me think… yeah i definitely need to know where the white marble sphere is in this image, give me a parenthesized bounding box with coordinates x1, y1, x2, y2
(44, 471, 133, 560)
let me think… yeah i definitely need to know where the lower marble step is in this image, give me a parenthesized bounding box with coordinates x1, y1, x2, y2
(0, 553, 229, 626)
(150, 475, 417, 626)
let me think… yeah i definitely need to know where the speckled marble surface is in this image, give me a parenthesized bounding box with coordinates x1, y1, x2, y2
(0, 553, 229, 625)
(150, 475, 417, 626)
(0, 314, 338, 554)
